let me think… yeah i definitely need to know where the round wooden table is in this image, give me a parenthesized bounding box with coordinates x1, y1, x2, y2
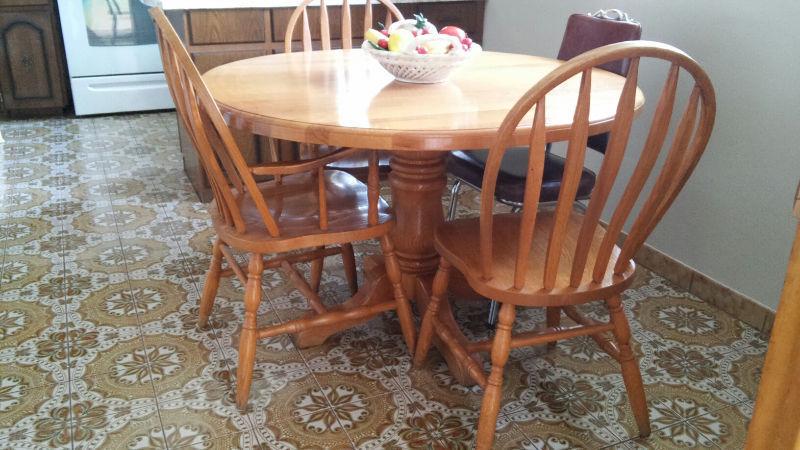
(204, 49, 644, 383)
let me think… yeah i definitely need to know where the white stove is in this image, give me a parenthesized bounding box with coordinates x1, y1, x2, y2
(57, 0, 173, 115)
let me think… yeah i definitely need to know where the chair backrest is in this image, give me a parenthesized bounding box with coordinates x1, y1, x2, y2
(150, 7, 382, 238)
(559, 11, 642, 154)
(479, 41, 716, 292)
(284, 0, 404, 53)
(558, 12, 642, 77)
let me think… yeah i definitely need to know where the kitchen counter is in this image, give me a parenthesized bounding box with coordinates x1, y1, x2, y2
(161, 0, 466, 10)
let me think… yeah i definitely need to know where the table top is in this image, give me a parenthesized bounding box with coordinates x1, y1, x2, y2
(203, 49, 645, 151)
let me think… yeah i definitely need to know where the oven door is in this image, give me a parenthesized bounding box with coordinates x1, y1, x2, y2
(57, 0, 163, 77)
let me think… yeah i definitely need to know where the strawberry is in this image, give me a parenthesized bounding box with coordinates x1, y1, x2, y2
(379, 39, 388, 49)
(416, 46, 428, 55)
(377, 22, 389, 36)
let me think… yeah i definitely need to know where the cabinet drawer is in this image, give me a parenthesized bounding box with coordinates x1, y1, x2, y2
(189, 9, 266, 45)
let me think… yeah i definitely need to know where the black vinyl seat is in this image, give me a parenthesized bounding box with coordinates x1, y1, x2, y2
(447, 149, 597, 207)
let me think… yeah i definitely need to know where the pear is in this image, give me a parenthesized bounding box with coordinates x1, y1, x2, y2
(388, 29, 416, 53)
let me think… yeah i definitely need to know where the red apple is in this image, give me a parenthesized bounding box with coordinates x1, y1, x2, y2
(439, 26, 466, 41)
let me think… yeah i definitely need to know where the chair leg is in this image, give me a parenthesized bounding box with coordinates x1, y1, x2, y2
(380, 235, 416, 354)
(546, 306, 561, 350)
(236, 253, 264, 411)
(413, 257, 451, 367)
(447, 179, 463, 221)
(310, 246, 324, 292)
(607, 295, 651, 438)
(341, 243, 358, 295)
(476, 302, 516, 450)
(198, 239, 223, 329)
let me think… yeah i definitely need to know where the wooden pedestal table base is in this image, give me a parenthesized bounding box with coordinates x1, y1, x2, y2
(295, 151, 484, 385)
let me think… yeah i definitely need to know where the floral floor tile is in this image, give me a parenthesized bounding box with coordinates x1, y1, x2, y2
(512, 419, 616, 449)
(150, 407, 256, 450)
(0, 377, 69, 430)
(621, 419, 718, 449)
(328, 391, 418, 449)
(252, 395, 356, 449)
(171, 430, 262, 450)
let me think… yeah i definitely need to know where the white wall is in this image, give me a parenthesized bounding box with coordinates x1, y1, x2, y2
(483, 0, 800, 310)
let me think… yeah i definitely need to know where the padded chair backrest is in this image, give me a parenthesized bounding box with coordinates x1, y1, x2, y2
(558, 12, 642, 77)
(151, 7, 382, 238)
(479, 41, 716, 293)
(284, 0, 404, 53)
(558, 11, 642, 154)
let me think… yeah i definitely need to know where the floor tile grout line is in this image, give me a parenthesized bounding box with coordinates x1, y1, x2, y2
(70, 115, 165, 448)
(0, 140, 22, 288)
(122, 113, 265, 444)
(118, 114, 211, 446)
(65, 114, 114, 450)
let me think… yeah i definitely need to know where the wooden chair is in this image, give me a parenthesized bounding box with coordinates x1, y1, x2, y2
(284, 0, 405, 181)
(151, 8, 416, 410)
(447, 11, 641, 327)
(414, 41, 716, 449)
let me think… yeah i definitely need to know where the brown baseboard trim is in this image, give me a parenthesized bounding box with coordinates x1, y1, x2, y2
(634, 243, 776, 337)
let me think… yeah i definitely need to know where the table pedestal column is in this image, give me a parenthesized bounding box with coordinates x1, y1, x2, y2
(388, 151, 447, 295)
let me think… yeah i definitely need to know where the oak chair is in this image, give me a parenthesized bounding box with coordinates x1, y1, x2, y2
(414, 41, 716, 450)
(284, 0, 404, 181)
(447, 10, 641, 327)
(151, 8, 416, 410)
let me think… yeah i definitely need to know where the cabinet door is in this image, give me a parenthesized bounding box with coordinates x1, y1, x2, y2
(0, 7, 67, 110)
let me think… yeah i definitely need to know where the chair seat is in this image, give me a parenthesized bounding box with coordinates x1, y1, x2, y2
(325, 150, 392, 182)
(211, 170, 393, 253)
(447, 149, 596, 205)
(434, 211, 635, 306)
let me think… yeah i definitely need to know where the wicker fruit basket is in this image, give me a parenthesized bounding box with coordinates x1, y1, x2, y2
(361, 40, 482, 84)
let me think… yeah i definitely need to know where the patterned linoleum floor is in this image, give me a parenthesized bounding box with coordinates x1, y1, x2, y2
(0, 112, 764, 449)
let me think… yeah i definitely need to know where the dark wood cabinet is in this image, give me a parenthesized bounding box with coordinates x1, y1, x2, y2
(0, 0, 69, 115)
(168, 1, 486, 202)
